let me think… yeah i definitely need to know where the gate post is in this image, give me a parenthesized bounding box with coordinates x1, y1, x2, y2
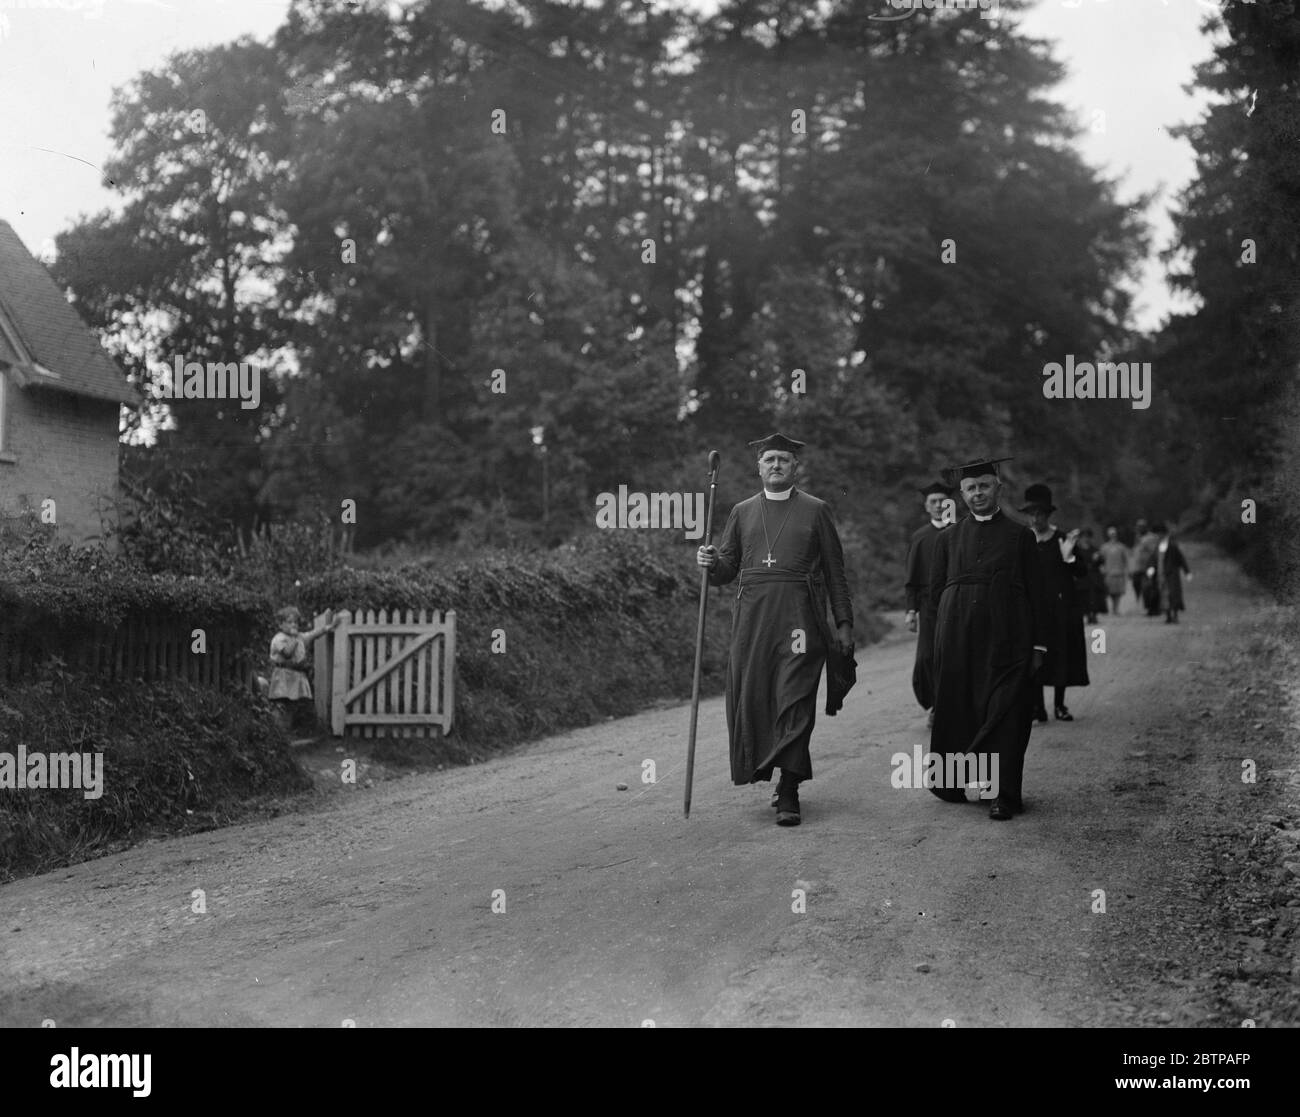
(313, 610, 333, 730)
(330, 609, 352, 736)
(444, 610, 456, 735)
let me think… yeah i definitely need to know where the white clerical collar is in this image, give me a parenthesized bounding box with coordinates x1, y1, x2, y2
(763, 488, 793, 501)
(1034, 524, 1057, 541)
(972, 509, 998, 522)
(930, 519, 946, 529)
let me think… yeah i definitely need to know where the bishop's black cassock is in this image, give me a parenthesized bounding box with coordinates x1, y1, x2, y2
(708, 489, 853, 785)
(927, 508, 1047, 804)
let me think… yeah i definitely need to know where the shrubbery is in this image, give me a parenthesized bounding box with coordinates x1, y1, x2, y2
(0, 668, 308, 881)
(296, 531, 739, 748)
(0, 519, 888, 877)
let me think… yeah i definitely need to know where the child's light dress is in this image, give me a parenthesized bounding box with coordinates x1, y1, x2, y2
(268, 633, 312, 700)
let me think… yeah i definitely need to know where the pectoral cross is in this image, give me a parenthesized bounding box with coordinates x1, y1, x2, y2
(762, 552, 776, 567)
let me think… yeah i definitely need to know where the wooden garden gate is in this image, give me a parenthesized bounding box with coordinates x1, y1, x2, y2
(313, 608, 455, 738)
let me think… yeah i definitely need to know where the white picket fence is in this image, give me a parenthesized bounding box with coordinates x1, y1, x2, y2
(312, 608, 456, 738)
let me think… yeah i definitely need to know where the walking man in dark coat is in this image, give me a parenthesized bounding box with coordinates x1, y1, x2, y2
(1150, 522, 1191, 623)
(1021, 484, 1090, 723)
(904, 481, 954, 727)
(696, 434, 855, 826)
(1132, 518, 1162, 615)
(928, 458, 1046, 821)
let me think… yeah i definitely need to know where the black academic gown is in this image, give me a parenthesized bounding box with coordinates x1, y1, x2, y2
(708, 489, 853, 785)
(905, 520, 948, 710)
(1031, 529, 1090, 689)
(928, 509, 1046, 804)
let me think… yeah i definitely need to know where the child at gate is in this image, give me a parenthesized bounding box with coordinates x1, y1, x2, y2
(269, 606, 339, 734)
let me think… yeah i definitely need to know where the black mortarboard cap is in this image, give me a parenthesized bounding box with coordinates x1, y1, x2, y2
(941, 456, 1012, 488)
(918, 480, 952, 498)
(748, 433, 806, 455)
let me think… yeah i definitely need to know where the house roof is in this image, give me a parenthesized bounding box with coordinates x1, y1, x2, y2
(0, 219, 139, 405)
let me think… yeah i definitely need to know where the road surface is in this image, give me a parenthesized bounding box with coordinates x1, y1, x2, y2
(2, 543, 1297, 1026)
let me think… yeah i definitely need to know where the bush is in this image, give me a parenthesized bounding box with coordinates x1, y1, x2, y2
(0, 526, 269, 628)
(292, 531, 729, 748)
(0, 668, 308, 881)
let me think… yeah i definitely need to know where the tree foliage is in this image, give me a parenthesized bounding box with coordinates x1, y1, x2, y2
(54, 0, 1164, 592)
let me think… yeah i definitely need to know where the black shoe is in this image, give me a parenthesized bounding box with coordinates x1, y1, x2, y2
(1054, 706, 1073, 721)
(928, 786, 966, 804)
(989, 797, 1014, 821)
(1033, 706, 1049, 724)
(775, 780, 801, 825)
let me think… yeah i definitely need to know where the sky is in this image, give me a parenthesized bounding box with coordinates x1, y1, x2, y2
(0, 0, 1220, 333)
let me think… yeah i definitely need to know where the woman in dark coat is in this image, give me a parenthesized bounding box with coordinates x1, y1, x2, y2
(1021, 485, 1090, 722)
(1149, 522, 1191, 623)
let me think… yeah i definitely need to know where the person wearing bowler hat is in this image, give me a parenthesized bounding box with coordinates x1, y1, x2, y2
(904, 481, 955, 727)
(1021, 484, 1090, 723)
(928, 456, 1047, 821)
(696, 434, 855, 826)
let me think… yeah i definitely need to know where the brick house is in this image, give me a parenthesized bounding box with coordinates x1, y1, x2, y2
(0, 220, 138, 544)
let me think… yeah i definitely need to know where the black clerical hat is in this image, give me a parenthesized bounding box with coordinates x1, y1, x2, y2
(918, 481, 952, 498)
(941, 456, 1012, 487)
(1019, 483, 1056, 513)
(748, 433, 805, 455)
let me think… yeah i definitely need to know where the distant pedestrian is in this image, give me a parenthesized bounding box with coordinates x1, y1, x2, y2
(1150, 523, 1191, 624)
(1075, 527, 1107, 623)
(1099, 526, 1131, 615)
(269, 606, 339, 734)
(1129, 518, 1152, 605)
(1132, 519, 1162, 615)
(904, 481, 954, 727)
(1021, 485, 1089, 723)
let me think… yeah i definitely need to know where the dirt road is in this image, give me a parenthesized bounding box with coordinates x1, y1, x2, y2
(2, 543, 1297, 1027)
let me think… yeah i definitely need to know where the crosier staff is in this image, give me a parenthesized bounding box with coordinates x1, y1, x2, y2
(684, 449, 721, 818)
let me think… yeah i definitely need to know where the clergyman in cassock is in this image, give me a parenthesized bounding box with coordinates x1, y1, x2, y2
(696, 434, 855, 826)
(928, 458, 1046, 821)
(904, 481, 954, 728)
(1021, 484, 1090, 723)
